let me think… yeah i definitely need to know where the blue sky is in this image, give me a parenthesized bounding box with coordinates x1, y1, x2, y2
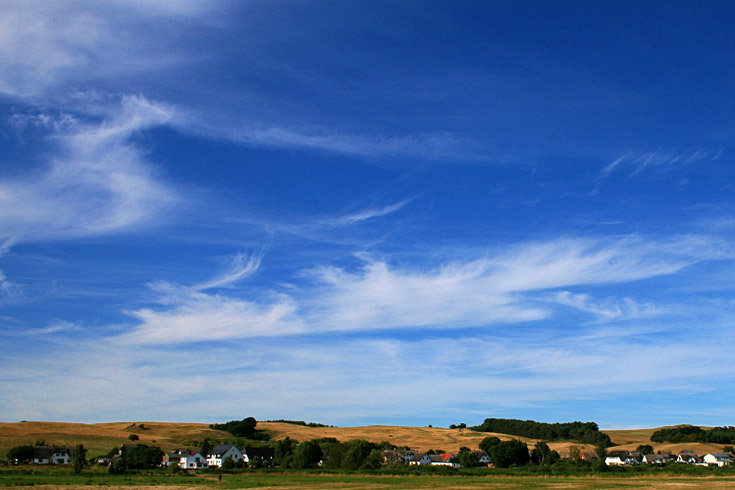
(1, 1, 734, 429)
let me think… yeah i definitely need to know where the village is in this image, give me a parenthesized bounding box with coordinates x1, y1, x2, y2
(17, 443, 735, 469)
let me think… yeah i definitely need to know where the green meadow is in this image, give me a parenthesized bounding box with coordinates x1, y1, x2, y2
(3, 467, 735, 489)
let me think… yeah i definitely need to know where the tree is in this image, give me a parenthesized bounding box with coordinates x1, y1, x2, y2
(342, 440, 376, 470)
(592, 443, 608, 472)
(362, 449, 383, 470)
(636, 444, 653, 456)
(531, 441, 559, 466)
(209, 417, 260, 438)
(222, 456, 235, 470)
(200, 438, 214, 458)
(479, 436, 501, 454)
(292, 440, 322, 469)
(128, 434, 139, 441)
(567, 445, 581, 462)
(124, 445, 163, 469)
(275, 437, 297, 467)
(456, 447, 479, 468)
(72, 444, 87, 474)
(7, 445, 34, 464)
(488, 440, 530, 468)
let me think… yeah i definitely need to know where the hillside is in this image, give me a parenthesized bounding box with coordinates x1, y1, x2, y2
(0, 421, 230, 458)
(0, 421, 727, 459)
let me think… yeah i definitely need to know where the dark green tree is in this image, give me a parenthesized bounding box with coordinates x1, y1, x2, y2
(342, 439, 377, 470)
(200, 438, 214, 458)
(124, 445, 163, 469)
(72, 444, 87, 474)
(479, 436, 501, 454)
(455, 447, 479, 468)
(274, 437, 297, 467)
(7, 445, 34, 463)
(292, 440, 322, 469)
(636, 444, 653, 455)
(530, 441, 559, 466)
(362, 449, 384, 470)
(489, 440, 530, 468)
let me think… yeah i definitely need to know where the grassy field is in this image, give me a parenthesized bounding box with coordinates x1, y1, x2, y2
(3, 467, 735, 489)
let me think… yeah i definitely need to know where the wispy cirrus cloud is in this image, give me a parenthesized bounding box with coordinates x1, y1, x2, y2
(0, 0, 211, 98)
(118, 235, 727, 344)
(600, 149, 723, 178)
(322, 199, 413, 227)
(0, 95, 178, 243)
(194, 250, 266, 291)
(177, 119, 486, 161)
(550, 291, 663, 321)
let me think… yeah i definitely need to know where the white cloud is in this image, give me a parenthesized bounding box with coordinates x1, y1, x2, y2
(0, 1, 211, 98)
(600, 150, 718, 178)
(2, 328, 730, 424)
(194, 251, 265, 291)
(0, 95, 177, 243)
(551, 291, 663, 321)
(323, 200, 412, 227)
(120, 285, 305, 345)
(119, 235, 726, 344)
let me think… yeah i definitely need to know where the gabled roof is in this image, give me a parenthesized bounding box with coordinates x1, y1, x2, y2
(34, 446, 70, 459)
(208, 444, 236, 457)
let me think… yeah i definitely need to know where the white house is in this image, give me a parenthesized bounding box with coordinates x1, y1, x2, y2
(605, 452, 638, 466)
(704, 453, 733, 467)
(33, 446, 71, 465)
(676, 451, 699, 464)
(408, 453, 432, 465)
(428, 453, 459, 467)
(642, 453, 674, 465)
(179, 451, 208, 469)
(207, 444, 243, 467)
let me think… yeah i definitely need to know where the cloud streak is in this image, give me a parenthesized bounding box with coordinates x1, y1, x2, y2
(600, 150, 721, 178)
(119, 235, 727, 344)
(0, 95, 178, 243)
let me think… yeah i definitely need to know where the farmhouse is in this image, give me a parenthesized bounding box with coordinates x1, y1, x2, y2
(642, 452, 675, 465)
(207, 444, 244, 467)
(33, 446, 71, 465)
(605, 451, 638, 466)
(704, 453, 733, 467)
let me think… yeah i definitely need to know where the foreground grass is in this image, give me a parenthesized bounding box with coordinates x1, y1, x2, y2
(4, 466, 735, 489)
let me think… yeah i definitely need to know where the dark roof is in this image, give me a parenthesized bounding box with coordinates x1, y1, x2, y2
(209, 444, 236, 457)
(34, 446, 70, 459)
(243, 446, 274, 459)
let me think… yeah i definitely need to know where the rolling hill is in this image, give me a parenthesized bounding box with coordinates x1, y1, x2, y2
(0, 420, 727, 459)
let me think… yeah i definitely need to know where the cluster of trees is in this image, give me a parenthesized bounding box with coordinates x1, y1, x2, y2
(471, 418, 611, 447)
(209, 417, 270, 441)
(651, 425, 735, 444)
(477, 437, 559, 468)
(7, 445, 34, 463)
(109, 444, 163, 473)
(265, 419, 332, 428)
(274, 437, 389, 470)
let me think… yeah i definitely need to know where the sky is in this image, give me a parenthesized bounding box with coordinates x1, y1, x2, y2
(1, 1, 734, 430)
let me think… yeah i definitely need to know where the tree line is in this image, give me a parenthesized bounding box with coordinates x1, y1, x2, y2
(470, 418, 611, 447)
(651, 425, 735, 444)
